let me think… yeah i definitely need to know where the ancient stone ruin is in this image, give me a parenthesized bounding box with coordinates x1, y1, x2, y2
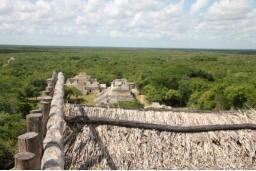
(14, 71, 65, 170)
(14, 71, 256, 170)
(66, 72, 136, 105)
(66, 72, 106, 95)
(64, 104, 256, 170)
(95, 78, 136, 104)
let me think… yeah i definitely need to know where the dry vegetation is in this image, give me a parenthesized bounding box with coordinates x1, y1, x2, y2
(131, 88, 151, 107)
(64, 104, 256, 169)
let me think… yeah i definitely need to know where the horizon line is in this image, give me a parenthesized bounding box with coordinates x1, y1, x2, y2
(0, 43, 255, 51)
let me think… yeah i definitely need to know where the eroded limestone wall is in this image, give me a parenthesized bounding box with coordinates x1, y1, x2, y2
(63, 104, 256, 170)
(41, 72, 65, 170)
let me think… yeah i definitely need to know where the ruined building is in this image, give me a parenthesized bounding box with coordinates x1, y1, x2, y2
(14, 72, 256, 170)
(64, 104, 256, 170)
(66, 72, 106, 95)
(95, 78, 135, 104)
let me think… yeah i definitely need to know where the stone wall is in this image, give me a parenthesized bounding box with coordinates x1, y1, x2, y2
(14, 71, 65, 170)
(14, 72, 256, 170)
(41, 72, 65, 170)
(63, 104, 256, 169)
(66, 72, 104, 95)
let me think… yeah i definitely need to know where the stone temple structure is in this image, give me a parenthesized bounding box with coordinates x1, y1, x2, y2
(95, 78, 135, 104)
(66, 72, 106, 95)
(14, 71, 256, 170)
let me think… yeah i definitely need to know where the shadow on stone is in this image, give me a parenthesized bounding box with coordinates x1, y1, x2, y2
(45, 141, 63, 151)
(78, 107, 117, 170)
(42, 159, 60, 170)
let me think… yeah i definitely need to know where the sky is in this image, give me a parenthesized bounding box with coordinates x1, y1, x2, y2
(0, 0, 255, 49)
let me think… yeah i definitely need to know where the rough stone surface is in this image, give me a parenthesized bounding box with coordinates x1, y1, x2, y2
(64, 104, 256, 170)
(95, 79, 135, 104)
(15, 152, 37, 170)
(41, 72, 65, 170)
(66, 72, 105, 95)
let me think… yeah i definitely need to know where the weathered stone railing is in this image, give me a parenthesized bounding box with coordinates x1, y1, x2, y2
(14, 71, 256, 170)
(14, 71, 65, 170)
(41, 72, 65, 170)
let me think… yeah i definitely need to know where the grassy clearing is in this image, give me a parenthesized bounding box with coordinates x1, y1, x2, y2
(81, 93, 97, 105)
(69, 93, 97, 105)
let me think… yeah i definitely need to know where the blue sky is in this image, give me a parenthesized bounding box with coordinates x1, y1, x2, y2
(0, 0, 255, 49)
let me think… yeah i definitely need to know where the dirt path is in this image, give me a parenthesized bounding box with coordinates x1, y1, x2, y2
(131, 88, 150, 107)
(3, 56, 15, 67)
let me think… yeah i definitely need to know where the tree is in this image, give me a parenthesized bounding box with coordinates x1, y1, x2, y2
(0, 112, 26, 169)
(164, 89, 182, 106)
(187, 91, 203, 108)
(64, 86, 82, 102)
(224, 85, 249, 109)
(197, 90, 216, 110)
(178, 78, 209, 106)
(211, 84, 229, 110)
(142, 84, 167, 103)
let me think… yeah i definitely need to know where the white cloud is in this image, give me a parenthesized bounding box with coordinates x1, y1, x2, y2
(78, 29, 88, 36)
(0, 0, 255, 48)
(194, 0, 255, 42)
(204, 0, 252, 21)
(128, 12, 143, 27)
(0, 0, 13, 14)
(132, 0, 164, 11)
(190, 0, 209, 15)
(198, 2, 254, 48)
(110, 30, 131, 38)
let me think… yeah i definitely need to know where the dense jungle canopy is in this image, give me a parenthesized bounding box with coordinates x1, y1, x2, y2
(1, 45, 256, 168)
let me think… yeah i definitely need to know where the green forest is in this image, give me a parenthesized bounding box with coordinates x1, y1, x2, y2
(1, 45, 256, 168)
